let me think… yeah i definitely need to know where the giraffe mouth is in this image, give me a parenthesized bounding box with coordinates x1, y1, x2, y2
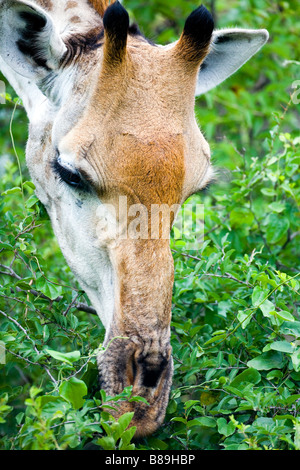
(97, 336, 173, 437)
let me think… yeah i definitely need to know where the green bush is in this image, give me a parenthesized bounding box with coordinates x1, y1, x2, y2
(0, 0, 299, 451)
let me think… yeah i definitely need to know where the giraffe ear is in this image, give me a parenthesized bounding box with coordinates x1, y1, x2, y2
(0, 0, 67, 79)
(195, 28, 269, 95)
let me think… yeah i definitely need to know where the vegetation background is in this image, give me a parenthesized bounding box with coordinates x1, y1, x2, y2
(0, 0, 299, 450)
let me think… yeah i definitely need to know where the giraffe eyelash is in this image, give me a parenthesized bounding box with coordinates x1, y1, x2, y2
(52, 158, 91, 192)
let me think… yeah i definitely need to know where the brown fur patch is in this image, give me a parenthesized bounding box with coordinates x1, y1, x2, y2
(65, 1, 78, 10)
(36, 0, 53, 10)
(70, 15, 82, 24)
(88, 0, 117, 17)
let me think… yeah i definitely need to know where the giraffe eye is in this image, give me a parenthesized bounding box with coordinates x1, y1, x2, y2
(52, 158, 88, 191)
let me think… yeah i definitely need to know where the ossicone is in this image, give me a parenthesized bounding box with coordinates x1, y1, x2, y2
(103, 1, 129, 64)
(176, 4, 214, 64)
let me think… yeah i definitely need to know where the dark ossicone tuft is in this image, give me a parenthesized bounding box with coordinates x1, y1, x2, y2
(184, 5, 214, 45)
(179, 4, 214, 62)
(103, 1, 129, 62)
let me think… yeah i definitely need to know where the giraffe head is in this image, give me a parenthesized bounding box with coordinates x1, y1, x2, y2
(0, 0, 268, 436)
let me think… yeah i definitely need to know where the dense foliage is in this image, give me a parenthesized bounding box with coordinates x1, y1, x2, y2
(0, 0, 299, 450)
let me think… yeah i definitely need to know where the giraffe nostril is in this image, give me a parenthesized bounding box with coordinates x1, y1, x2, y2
(139, 354, 168, 388)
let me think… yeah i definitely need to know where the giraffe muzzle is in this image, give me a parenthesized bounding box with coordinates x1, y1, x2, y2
(97, 336, 173, 437)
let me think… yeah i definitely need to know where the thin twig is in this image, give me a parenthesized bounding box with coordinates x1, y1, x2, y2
(0, 264, 97, 315)
(0, 309, 58, 386)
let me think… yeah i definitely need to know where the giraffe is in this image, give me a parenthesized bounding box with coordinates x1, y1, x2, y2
(0, 0, 268, 436)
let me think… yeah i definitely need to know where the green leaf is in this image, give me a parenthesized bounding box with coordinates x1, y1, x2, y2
(146, 437, 168, 450)
(230, 207, 254, 228)
(217, 417, 235, 437)
(1, 187, 22, 196)
(259, 299, 275, 317)
(291, 349, 300, 372)
(275, 310, 295, 322)
(203, 334, 226, 346)
(39, 396, 71, 419)
(118, 426, 137, 450)
(59, 378, 87, 410)
(15, 280, 33, 291)
(286, 395, 300, 406)
(184, 400, 200, 410)
(265, 215, 290, 244)
(268, 201, 285, 213)
(25, 195, 39, 209)
(30, 387, 43, 399)
(237, 310, 253, 329)
(231, 368, 261, 387)
(128, 396, 149, 405)
(15, 412, 24, 426)
(280, 321, 300, 339)
(0, 242, 13, 251)
(171, 417, 187, 424)
(247, 351, 284, 371)
(266, 370, 283, 382)
(252, 286, 269, 307)
(46, 349, 80, 365)
(270, 340, 294, 353)
(261, 188, 277, 197)
(96, 436, 116, 450)
(35, 277, 63, 300)
(23, 181, 36, 190)
(114, 412, 134, 440)
(187, 417, 216, 428)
